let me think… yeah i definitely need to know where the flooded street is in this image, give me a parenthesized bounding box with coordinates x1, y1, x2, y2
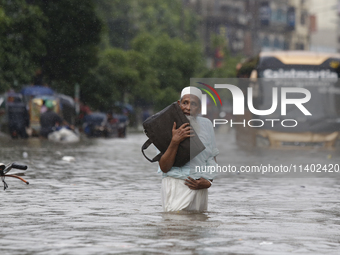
(1, 130, 340, 254)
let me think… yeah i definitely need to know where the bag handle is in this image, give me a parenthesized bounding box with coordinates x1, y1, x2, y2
(141, 139, 163, 163)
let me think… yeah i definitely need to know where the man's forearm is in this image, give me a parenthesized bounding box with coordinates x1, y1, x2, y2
(159, 140, 179, 173)
(185, 177, 212, 189)
(159, 122, 192, 173)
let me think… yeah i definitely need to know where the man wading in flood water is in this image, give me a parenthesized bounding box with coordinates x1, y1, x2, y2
(158, 87, 219, 212)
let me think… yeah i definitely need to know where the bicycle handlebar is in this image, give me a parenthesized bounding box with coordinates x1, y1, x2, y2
(1, 162, 29, 190)
(11, 164, 27, 170)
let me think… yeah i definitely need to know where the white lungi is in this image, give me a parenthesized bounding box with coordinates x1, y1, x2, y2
(161, 177, 208, 212)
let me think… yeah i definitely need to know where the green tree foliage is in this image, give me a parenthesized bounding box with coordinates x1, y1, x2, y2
(132, 33, 204, 109)
(95, 0, 134, 49)
(95, 0, 199, 49)
(132, 0, 199, 42)
(36, 0, 102, 94)
(83, 0, 204, 111)
(82, 47, 159, 110)
(0, 0, 102, 95)
(199, 34, 242, 79)
(82, 32, 204, 111)
(93, 0, 242, 110)
(0, 0, 242, 115)
(0, 0, 46, 92)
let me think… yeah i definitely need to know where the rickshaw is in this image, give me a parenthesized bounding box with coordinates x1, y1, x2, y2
(20, 86, 76, 137)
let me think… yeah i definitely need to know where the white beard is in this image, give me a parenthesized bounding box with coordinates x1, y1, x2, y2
(186, 115, 200, 134)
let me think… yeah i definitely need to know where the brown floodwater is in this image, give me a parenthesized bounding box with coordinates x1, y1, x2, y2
(0, 130, 340, 254)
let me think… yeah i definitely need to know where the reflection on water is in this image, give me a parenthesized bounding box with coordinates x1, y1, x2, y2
(0, 131, 340, 254)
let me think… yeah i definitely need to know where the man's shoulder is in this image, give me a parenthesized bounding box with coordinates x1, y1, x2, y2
(197, 116, 213, 126)
(43, 111, 54, 116)
(40, 111, 49, 117)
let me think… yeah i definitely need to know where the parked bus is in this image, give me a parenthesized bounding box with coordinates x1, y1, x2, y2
(236, 51, 340, 148)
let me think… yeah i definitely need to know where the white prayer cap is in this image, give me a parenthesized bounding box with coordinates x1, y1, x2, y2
(180, 86, 202, 101)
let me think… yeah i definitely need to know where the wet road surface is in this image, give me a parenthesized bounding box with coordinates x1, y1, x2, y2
(0, 130, 340, 254)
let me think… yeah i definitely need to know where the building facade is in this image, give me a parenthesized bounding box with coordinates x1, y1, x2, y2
(184, 0, 311, 60)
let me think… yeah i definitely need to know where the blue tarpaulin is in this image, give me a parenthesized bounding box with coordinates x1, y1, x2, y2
(84, 112, 107, 125)
(20, 86, 54, 96)
(114, 102, 134, 112)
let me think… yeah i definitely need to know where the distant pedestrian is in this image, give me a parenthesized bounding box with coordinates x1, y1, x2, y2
(7, 98, 29, 139)
(39, 100, 65, 138)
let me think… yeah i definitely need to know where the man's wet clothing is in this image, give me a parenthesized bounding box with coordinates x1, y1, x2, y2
(158, 116, 219, 212)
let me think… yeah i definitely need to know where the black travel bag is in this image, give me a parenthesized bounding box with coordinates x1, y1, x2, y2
(141, 102, 205, 167)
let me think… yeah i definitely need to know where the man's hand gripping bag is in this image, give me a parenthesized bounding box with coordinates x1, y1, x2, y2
(141, 102, 205, 167)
